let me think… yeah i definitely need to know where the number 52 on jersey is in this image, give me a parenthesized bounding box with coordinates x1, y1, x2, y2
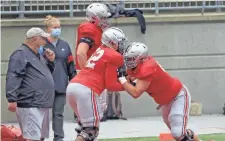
(85, 48, 105, 69)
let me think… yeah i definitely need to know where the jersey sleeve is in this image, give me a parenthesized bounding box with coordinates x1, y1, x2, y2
(139, 66, 156, 79)
(127, 60, 156, 82)
(78, 24, 99, 48)
(105, 64, 124, 91)
(140, 73, 154, 82)
(108, 50, 124, 67)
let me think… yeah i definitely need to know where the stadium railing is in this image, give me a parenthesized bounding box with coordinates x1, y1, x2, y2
(1, 0, 225, 19)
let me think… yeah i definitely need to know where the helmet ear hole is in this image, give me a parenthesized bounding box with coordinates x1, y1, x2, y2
(109, 41, 116, 48)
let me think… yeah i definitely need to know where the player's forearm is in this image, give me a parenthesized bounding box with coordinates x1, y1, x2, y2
(119, 78, 141, 98)
(77, 53, 87, 69)
(123, 83, 141, 98)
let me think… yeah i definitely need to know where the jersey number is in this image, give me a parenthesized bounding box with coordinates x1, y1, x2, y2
(86, 48, 104, 69)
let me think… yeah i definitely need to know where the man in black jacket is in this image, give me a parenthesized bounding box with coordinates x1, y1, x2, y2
(6, 27, 55, 141)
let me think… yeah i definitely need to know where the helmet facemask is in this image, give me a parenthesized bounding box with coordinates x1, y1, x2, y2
(124, 56, 138, 69)
(98, 16, 111, 29)
(117, 37, 128, 54)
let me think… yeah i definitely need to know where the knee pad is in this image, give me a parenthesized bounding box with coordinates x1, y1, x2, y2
(171, 127, 194, 141)
(171, 126, 183, 139)
(180, 129, 194, 141)
(77, 126, 99, 141)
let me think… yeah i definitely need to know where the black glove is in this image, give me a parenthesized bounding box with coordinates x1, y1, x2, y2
(127, 77, 136, 86)
(131, 81, 136, 86)
(117, 65, 127, 78)
(117, 65, 137, 86)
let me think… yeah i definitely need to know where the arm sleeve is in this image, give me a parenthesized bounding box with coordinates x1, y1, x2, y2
(105, 64, 124, 91)
(6, 50, 27, 102)
(79, 37, 94, 48)
(67, 45, 77, 80)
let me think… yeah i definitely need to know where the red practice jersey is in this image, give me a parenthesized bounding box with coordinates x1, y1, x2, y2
(127, 56, 182, 105)
(75, 22, 103, 70)
(71, 46, 124, 95)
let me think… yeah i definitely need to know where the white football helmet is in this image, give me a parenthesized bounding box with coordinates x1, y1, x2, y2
(124, 42, 148, 69)
(101, 27, 127, 53)
(86, 3, 111, 29)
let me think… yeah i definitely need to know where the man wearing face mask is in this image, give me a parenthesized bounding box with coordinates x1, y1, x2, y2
(6, 27, 55, 141)
(43, 15, 77, 141)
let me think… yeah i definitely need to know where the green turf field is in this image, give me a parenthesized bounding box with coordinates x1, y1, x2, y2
(100, 133, 225, 141)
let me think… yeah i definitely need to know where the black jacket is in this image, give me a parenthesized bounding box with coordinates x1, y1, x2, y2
(44, 39, 77, 94)
(107, 2, 146, 34)
(6, 44, 55, 108)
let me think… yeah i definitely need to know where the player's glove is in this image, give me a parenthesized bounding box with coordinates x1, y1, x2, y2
(117, 65, 128, 84)
(117, 65, 127, 78)
(131, 80, 136, 86)
(126, 76, 136, 86)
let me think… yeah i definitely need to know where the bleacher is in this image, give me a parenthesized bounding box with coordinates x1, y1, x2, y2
(1, 0, 225, 19)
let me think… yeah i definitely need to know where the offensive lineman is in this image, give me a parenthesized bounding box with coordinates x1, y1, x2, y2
(67, 27, 127, 141)
(118, 42, 201, 141)
(74, 3, 111, 122)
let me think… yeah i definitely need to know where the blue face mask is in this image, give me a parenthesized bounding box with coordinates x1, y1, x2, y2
(38, 46, 44, 55)
(51, 28, 61, 37)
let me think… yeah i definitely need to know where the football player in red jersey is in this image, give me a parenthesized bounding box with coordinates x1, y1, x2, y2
(67, 27, 127, 141)
(118, 42, 201, 141)
(74, 3, 111, 123)
(75, 3, 111, 70)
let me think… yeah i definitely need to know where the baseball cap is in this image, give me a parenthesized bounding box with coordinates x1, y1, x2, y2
(26, 27, 50, 38)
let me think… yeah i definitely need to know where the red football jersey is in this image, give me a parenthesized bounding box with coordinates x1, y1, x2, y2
(75, 22, 103, 70)
(71, 46, 124, 95)
(127, 56, 182, 105)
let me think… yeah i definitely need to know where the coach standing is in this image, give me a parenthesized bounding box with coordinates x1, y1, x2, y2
(43, 15, 77, 141)
(6, 27, 55, 141)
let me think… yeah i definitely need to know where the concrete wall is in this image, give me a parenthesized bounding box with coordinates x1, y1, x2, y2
(1, 13, 225, 123)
